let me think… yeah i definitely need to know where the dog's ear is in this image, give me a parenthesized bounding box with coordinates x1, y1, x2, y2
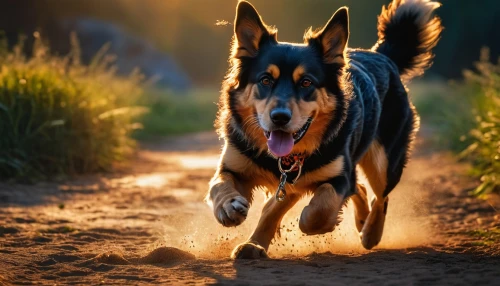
(311, 7, 349, 65)
(233, 1, 271, 58)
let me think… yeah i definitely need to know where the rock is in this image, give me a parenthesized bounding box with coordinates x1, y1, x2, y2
(62, 19, 191, 90)
(140, 247, 195, 264)
(93, 252, 130, 265)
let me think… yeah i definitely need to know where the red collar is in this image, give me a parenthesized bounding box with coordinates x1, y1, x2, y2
(280, 153, 305, 172)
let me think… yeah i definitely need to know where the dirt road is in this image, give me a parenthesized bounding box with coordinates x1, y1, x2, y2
(1, 131, 499, 285)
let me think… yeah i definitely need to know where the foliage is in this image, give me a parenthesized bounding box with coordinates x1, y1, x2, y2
(459, 48, 500, 197)
(134, 88, 217, 139)
(415, 48, 500, 197)
(0, 33, 146, 180)
(467, 228, 500, 246)
(413, 81, 477, 152)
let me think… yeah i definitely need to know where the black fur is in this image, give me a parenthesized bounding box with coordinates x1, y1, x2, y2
(209, 0, 443, 256)
(373, 0, 443, 79)
(219, 0, 441, 199)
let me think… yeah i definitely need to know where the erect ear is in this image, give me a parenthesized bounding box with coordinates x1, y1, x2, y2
(313, 7, 349, 64)
(233, 1, 271, 58)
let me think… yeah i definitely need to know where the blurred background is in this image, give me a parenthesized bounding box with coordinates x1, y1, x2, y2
(2, 0, 500, 86)
(0, 0, 498, 195)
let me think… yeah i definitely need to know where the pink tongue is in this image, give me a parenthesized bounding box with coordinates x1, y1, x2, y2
(267, 130, 294, 157)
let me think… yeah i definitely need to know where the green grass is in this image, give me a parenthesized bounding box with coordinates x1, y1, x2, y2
(467, 228, 500, 246)
(414, 48, 500, 196)
(134, 88, 218, 138)
(413, 80, 477, 152)
(0, 33, 146, 180)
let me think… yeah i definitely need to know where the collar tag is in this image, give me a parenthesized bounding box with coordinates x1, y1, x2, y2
(274, 154, 304, 202)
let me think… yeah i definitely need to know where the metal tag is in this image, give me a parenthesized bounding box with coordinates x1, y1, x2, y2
(275, 173, 287, 202)
(274, 157, 303, 202)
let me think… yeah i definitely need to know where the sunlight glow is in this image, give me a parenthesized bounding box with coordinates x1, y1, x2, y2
(177, 155, 220, 170)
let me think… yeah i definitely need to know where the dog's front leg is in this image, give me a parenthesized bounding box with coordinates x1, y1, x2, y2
(207, 171, 250, 227)
(232, 193, 299, 259)
(299, 179, 347, 235)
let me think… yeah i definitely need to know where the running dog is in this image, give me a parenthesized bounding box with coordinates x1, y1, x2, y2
(206, 0, 442, 259)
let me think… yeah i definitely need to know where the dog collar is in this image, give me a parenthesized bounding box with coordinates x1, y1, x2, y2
(280, 153, 305, 172)
(274, 153, 305, 202)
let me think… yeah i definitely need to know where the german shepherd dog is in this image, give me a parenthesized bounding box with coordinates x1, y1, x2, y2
(206, 0, 442, 259)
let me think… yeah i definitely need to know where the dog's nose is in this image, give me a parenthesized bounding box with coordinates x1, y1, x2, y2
(270, 108, 292, 126)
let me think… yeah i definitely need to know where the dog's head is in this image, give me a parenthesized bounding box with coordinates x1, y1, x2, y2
(219, 1, 351, 157)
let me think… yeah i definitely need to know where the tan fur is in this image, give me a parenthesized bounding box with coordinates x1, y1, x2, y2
(296, 155, 344, 189)
(285, 99, 313, 133)
(214, 143, 299, 253)
(233, 46, 254, 59)
(358, 140, 390, 249)
(303, 7, 349, 65)
(292, 88, 337, 154)
(207, 170, 250, 227)
(223, 142, 346, 195)
(232, 2, 279, 59)
(361, 197, 388, 249)
(255, 97, 278, 136)
(209, 144, 256, 205)
(320, 23, 348, 65)
(359, 140, 388, 198)
(234, 84, 268, 149)
(267, 64, 280, 79)
(248, 193, 301, 250)
(220, 143, 253, 173)
(234, 19, 264, 58)
(231, 242, 268, 259)
(253, 86, 337, 155)
(351, 184, 370, 232)
(292, 65, 305, 83)
(299, 183, 345, 235)
(234, 66, 337, 156)
(222, 143, 277, 190)
(212, 0, 441, 258)
(208, 171, 242, 205)
(224, 155, 345, 252)
(373, 0, 442, 79)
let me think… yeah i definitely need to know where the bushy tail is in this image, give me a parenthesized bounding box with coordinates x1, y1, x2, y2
(372, 0, 443, 80)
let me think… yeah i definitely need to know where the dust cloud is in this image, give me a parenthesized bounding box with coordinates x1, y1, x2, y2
(154, 160, 435, 259)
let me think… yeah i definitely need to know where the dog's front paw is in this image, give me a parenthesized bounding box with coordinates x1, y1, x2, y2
(215, 196, 249, 227)
(231, 242, 268, 259)
(299, 183, 343, 235)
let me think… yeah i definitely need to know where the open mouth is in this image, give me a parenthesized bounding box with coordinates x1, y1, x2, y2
(264, 118, 313, 157)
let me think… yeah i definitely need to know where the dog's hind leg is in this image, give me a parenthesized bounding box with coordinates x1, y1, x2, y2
(351, 183, 370, 233)
(358, 140, 390, 249)
(232, 193, 300, 259)
(358, 93, 418, 249)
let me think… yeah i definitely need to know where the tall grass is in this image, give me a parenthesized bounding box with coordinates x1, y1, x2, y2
(413, 81, 477, 152)
(0, 33, 146, 180)
(459, 48, 500, 196)
(134, 88, 218, 139)
(415, 48, 500, 196)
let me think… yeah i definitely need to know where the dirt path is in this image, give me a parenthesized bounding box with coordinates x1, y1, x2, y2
(1, 131, 499, 285)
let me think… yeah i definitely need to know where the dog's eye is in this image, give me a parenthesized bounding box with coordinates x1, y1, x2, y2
(301, 79, 312, 88)
(260, 76, 272, 86)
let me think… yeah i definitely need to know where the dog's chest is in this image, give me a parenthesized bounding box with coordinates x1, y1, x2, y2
(247, 154, 345, 195)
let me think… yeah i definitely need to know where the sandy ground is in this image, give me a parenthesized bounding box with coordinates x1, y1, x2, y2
(1, 131, 499, 285)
